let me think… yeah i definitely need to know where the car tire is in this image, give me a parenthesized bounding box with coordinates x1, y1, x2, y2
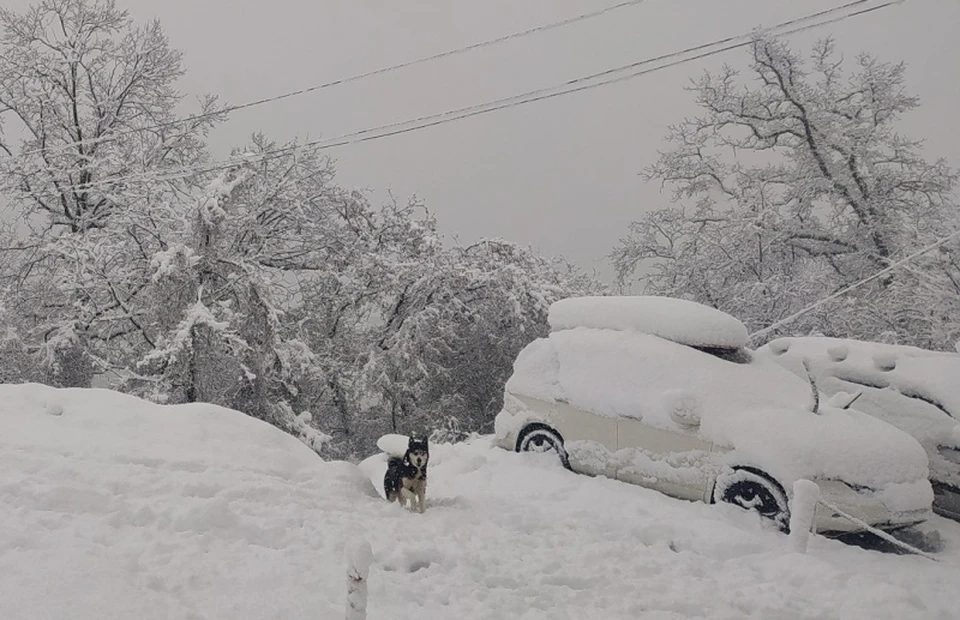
(712, 466, 791, 533)
(516, 423, 572, 470)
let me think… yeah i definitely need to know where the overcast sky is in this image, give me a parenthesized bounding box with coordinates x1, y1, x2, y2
(5, 0, 958, 283)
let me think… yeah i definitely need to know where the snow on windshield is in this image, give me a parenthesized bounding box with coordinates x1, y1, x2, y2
(760, 337, 960, 421)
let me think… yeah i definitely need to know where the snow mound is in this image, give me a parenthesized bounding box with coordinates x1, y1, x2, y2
(0, 383, 388, 619)
(2, 387, 960, 619)
(548, 296, 748, 349)
(1, 383, 325, 477)
(377, 433, 411, 457)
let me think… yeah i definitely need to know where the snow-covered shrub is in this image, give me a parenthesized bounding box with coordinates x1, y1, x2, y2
(429, 415, 469, 445)
(0, 325, 39, 385)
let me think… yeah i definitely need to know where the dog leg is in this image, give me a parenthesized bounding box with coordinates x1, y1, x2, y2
(400, 487, 415, 511)
(416, 483, 426, 513)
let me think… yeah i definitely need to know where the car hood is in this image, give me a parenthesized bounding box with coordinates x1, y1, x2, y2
(710, 404, 930, 490)
(757, 336, 960, 447)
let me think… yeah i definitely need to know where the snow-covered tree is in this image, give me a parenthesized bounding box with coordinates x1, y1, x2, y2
(357, 239, 606, 450)
(0, 1, 608, 459)
(130, 137, 352, 449)
(0, 0, 222, 382)
(287, 195, 447, 456)
(0, 0, 219, 229)
(0, 279, 41, 384)
(613, 36, 959, 349)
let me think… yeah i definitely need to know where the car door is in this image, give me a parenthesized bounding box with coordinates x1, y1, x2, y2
(615, 415, 715, 502)
(511, 394, 618, 478)
(551, 399, 619, 479)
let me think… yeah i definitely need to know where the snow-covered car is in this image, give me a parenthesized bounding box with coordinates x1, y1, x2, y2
(756, 336, 960, 521)
(494, 296, 934, 534)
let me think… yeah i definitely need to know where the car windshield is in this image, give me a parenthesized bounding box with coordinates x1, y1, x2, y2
(692, 345, 753, 365)
(833, 370, 955, 420)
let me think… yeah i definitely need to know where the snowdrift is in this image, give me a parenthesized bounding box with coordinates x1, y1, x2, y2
(3, 383, 960, 618)
(0, 383, 377, 619)
(1, 383, 330, 477)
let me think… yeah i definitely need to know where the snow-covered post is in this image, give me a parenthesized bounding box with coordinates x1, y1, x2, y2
(788, 479, 820, 553)
(346, 538, 373, 620)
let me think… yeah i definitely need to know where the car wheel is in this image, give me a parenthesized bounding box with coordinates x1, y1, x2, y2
(516, 423, 571, 470)
(713, 466, 790, 533)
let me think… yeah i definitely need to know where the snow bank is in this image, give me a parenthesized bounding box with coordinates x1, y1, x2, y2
(548, 296, 749, 349)
(1, 383, 324, 477)
(505, 328, 929, 489)
(3, 387, 959, 619)
(0, 383, 385, 619)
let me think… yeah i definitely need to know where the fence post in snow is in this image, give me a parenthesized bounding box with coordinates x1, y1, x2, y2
(788, 479, 820, 553)
(346, 538, 373, 620)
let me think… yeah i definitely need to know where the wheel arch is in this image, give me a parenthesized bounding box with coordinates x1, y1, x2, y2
(515, 421, 567, 451)
(515, 422, 572, 470)
(710, 465, 789, 502)
(710, 464, 792, 532)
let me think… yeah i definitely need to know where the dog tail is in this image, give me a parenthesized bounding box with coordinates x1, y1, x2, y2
(383, 456, 404, 500)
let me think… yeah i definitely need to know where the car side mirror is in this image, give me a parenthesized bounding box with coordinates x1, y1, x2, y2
(664, 390, 702, 428)
(670, 408, 701, 428)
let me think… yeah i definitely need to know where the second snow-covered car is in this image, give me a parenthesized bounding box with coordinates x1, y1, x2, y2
(756, 336, 960, 521)
(494, 296, 934, 534)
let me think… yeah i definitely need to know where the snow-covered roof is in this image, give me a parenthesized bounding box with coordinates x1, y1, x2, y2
(506, 327, 929, 488)
(548, 296, 748, 349)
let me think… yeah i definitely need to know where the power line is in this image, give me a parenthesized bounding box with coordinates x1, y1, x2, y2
(12, 0, 651, 160)
(13, 0, 905, 201)
(293, 0, 904, 155)
(749, 228, 960, 342)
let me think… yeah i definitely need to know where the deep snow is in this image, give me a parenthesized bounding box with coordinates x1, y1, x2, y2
(3, 383, 960, 619)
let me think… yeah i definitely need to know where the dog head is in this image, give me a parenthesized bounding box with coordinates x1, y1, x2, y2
(405, 435, 429, 469)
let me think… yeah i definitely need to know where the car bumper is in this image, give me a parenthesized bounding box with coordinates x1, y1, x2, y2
(812, 479, 932, 534)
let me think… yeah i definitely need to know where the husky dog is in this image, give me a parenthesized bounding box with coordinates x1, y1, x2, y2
(384, 436, 429, 513)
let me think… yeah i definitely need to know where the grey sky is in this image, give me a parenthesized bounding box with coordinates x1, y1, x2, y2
(5, 0, 958, 283)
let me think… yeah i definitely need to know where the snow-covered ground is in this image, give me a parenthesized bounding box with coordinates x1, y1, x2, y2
(3, 384, 960, 619)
